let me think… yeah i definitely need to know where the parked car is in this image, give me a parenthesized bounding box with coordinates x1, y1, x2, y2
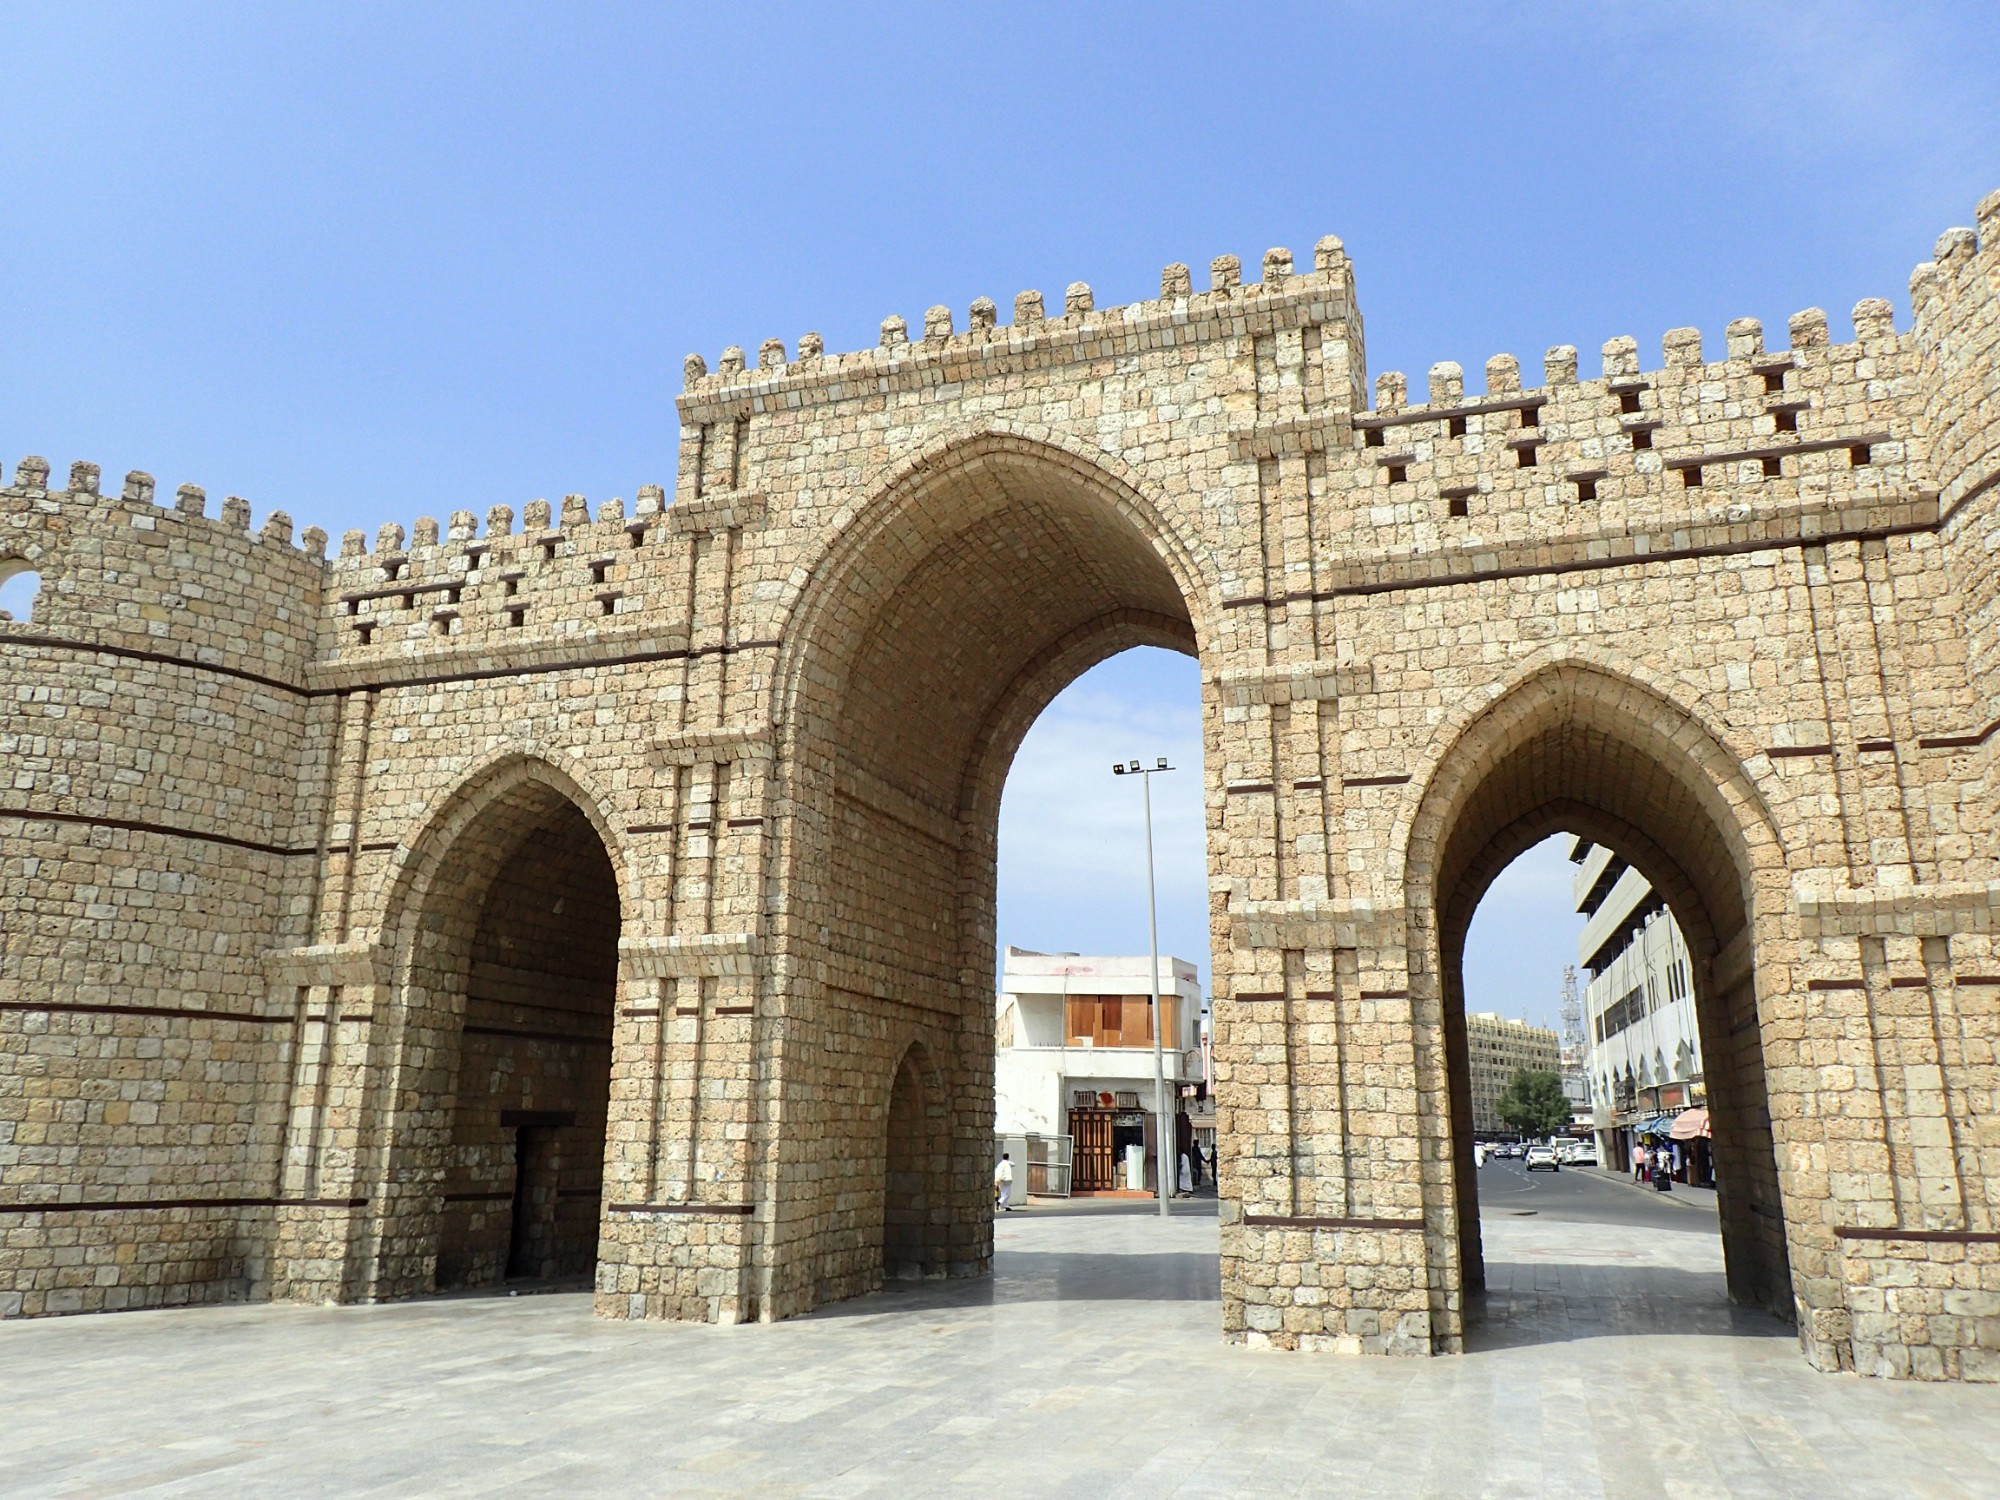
(1561, 1139, 1598, 1166)
(1524, 1143, 1561, 1172)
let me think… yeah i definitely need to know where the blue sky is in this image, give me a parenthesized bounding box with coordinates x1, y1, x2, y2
(6, 5, 1998, 1026)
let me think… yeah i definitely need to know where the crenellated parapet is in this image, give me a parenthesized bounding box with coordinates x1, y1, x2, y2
(1909, 190, 2000, 732)
(0, 455, 326, 685)
(673, 234, 1365, 437)
(315, 483, 693, 682)
(1337, 292, 1929, 580)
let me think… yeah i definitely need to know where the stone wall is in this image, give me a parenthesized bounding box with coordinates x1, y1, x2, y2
(3, 192, 1998, 1381)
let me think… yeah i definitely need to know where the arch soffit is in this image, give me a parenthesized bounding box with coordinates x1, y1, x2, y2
(1397, 649, 1788, 924)
(955, 605, 1196, 825)
(768, 424, 1214, 733)
(1435, 797, 1726, 970)
(886, 1035, 946, 1108)
(363, 744, 636, 950)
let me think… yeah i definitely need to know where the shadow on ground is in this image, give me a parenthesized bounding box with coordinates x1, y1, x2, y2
(1466, 1260, 1794, 1351)
(808, 1248, 1222, 1318)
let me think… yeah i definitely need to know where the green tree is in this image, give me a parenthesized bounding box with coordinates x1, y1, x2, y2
(1496, 1068, 1573, 1138)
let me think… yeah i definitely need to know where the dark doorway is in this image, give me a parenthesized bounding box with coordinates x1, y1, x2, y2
(434, 798, 620, 1291)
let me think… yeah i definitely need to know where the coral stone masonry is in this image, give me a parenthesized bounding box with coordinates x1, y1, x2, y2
(3, 194, 2000, 1380)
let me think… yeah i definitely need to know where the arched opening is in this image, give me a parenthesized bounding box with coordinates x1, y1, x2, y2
(379, 767, 624, 1297)
(0, 563, 41, 623)
(882, 1042, 943, 1279)
(773, 434, 1207, 1313)
(1411, 666, 1794, 1343)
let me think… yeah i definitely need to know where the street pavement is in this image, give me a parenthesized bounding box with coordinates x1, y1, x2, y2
(1477, 1155, 1719, 1231)
(3, 1183, 1997, 1497)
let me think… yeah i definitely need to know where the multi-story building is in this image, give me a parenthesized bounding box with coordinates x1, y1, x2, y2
(1570, 837, 1705, 1173)
(995, 947, 1203, 1195)
(1464, 1011, 1562, 1136)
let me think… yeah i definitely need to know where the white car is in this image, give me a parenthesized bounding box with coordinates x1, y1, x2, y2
(1561, 1140, 1598, 1166)
(1524, 1143, 1560, 1172)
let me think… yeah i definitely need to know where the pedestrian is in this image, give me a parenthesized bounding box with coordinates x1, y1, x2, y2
(1178, 1151, 1193, 1197)
(994, 1151, 1014, 1212)
(1187, 1140, 1203, 1189)
(1631, 1140, 1647, 1183)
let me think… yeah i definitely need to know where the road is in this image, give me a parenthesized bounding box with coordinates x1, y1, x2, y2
(1477, 1155, 1720, 1233)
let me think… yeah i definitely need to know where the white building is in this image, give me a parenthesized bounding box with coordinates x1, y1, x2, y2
(995, 947, 1203, 1195)
(1570, 837, 1706, 1174)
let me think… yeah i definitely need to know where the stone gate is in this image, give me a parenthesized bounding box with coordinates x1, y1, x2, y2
(3, 190, 1998, 1380)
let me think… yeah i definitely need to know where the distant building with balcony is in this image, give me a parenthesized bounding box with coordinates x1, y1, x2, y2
(1464, 1011, 1562, 1136)
(995, 947, 1203, 1195)
(1570, 836, 1706, 1170)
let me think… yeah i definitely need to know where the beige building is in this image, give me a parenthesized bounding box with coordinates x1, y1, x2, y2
(1464, 1012, 1562, 1137)
(5, 189, 2000, 1381)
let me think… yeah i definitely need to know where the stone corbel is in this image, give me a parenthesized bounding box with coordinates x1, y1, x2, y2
(1230, 898, 1407, 952)
(652, 723, 776, 768)
(619, 931, 763, 980)
(261, 940, 391, 990)
(1793, 880, 2000, 939)
(1211, 662, 1375, 707)
(662, 490, 768, 535)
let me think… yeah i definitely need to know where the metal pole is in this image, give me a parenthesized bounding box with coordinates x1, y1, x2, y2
(1143, 769, 1170, 1219)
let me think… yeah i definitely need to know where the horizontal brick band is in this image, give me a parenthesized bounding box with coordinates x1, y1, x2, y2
(0, 1195, 366, 1215)
(1358, 989, 1409, 1000)
(1834, 1226, 2000, 1244)
(1663, 430, 1892, 471)
(1919, 716, 2000, 750)
(0, 628, 307, 694)
(1220, 511, 1937, 608)
(1342, 774, 1411, 788)
(0, 1000, 293, 1025)
(1807, 978, 1866, 991)
(607, 1201, 754, 1216)
(0, 805, 312, 857)
(1766, 744, 1835, 759)
(1244, 1214, 1427, 1231)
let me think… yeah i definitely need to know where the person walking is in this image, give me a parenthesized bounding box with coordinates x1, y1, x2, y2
(994, 1152, 1014, 1212)
(1631, 1140, 1647, 1183)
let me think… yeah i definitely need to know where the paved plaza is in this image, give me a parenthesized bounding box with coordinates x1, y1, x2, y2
(3, 1174, 1997, 1498)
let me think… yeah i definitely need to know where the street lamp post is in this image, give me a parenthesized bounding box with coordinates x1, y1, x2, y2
(1113, 756, 1174, 1220)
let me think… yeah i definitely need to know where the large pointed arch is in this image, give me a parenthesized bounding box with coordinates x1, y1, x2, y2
(754, 429, 1212, 1319)
(1400, 660, 1798, 1336)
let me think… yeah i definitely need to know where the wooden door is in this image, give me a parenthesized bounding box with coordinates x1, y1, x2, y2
(1068, 1108, 1116, 1190)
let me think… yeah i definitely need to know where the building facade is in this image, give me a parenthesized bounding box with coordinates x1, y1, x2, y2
(994, 948, 1203, 1193)
(1572, 837, 1705, 1170)
(1464, 1012, 1562, 1137)
(5, 190, 2000, 1379)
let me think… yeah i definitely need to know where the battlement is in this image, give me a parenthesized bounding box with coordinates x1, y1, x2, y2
(675, 236, 1361, 422)
(0, 454, 331, 686)
(315, 482, 692, 671)
(2, 455, 329, 561)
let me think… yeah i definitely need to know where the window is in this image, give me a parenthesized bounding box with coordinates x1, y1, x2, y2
(0, 565, 41, 623)
(1065, 994, 1177, 1048)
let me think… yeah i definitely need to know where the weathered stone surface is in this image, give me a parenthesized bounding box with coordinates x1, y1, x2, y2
(3, 194, 1998, 1380)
